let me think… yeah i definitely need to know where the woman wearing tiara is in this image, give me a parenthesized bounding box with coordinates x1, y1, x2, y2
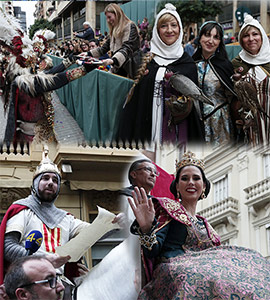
(129, 151, 270, 299)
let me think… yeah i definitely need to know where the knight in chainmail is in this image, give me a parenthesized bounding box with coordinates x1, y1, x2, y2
(0, 149, 90, 300)
(2, 149, 88, 272)
(0, 148, 126, 299)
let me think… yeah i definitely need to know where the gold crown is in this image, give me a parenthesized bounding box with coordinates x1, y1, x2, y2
(33, 146, 61, 179)
(176, 151, 205, 172)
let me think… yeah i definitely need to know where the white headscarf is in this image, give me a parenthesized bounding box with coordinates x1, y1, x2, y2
(150, 3, 183, 60)
(239, 14, 270, 65)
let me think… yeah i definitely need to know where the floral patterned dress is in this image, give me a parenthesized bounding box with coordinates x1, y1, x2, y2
(137, 198, 270, 300)
(197, 61, 234, 146)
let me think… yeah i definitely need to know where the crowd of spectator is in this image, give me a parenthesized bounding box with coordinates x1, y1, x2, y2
(137, 17, 151, 53)
(48, 37, 107, 58)
(46, 13, 151, 78)
(46, 14, 152, 59)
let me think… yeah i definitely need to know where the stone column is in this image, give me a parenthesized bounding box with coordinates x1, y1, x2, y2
(85, 0, 96, 31)
(70, 10, 74, 39)
(233, 0, 240, 38)
(260, 0, 270, 34)
(62, 16, 65, 42)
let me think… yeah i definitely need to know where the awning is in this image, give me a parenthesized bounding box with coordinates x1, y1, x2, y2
(0, 180, 32, 188)
(69, 180, 125, 191)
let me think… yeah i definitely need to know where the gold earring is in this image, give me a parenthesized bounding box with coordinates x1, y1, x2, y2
(177, 191, 181, 200)
(201, 189, 206, 199)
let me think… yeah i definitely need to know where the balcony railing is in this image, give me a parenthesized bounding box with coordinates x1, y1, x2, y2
(0, 142, 29, 155)
(244, 177, 270, 209)
(198, 197, 239, 226)
(244, 177, 270, 201)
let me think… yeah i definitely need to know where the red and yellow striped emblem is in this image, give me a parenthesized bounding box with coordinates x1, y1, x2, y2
(42, 224, 61, 253)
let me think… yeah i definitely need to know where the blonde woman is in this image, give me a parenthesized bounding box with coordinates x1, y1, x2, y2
(87, 3, 140, 77)
(118, 4, 204, 147)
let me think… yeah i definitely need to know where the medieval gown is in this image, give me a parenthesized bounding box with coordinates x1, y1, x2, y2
(195, 55, 235, 146)
(118, 53, 204, 147)
(231, 14, 270, 145)
(132, 197, 270, 300)
(118, 3, 204, 147)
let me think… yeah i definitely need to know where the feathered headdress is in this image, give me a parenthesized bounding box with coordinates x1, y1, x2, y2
(33, 29, 55, 54)
(0, 8, 34, 68)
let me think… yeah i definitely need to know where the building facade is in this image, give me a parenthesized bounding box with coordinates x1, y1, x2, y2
(217, 0, 270, 40)
(201, 143, 270, 260)
(33, 0, 270, 44)
(0, 2, 27, 32)
(13, 6, 27, 33)
(35, 1, 130, 42)
(1, 1, 13, 16)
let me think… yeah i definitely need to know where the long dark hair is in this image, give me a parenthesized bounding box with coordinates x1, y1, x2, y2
(193, 22, 228, 61)
(170, 165, 211, 200)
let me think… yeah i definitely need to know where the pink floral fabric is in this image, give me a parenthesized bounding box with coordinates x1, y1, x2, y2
(138, 245, 270, 300)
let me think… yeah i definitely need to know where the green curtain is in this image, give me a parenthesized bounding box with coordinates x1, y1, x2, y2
(50, 56, 133, 143)
(226, 45, 242, 61)
(100, 0, 158, 34)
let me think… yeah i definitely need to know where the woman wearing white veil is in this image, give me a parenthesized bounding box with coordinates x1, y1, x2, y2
(119, 3, 204, 147)
(232, 14, 270, 144)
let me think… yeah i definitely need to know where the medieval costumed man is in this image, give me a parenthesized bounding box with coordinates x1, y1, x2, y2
(0, 11, 93, 146)
(0, 147, 90, 297)
(0, 146, 125, 298)
(32, 28, 56, 71)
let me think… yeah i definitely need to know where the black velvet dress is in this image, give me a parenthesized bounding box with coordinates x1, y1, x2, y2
(118, 52, 205, 147)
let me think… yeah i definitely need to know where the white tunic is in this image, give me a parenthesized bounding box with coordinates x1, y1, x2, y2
(5, 209, 89, 273)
